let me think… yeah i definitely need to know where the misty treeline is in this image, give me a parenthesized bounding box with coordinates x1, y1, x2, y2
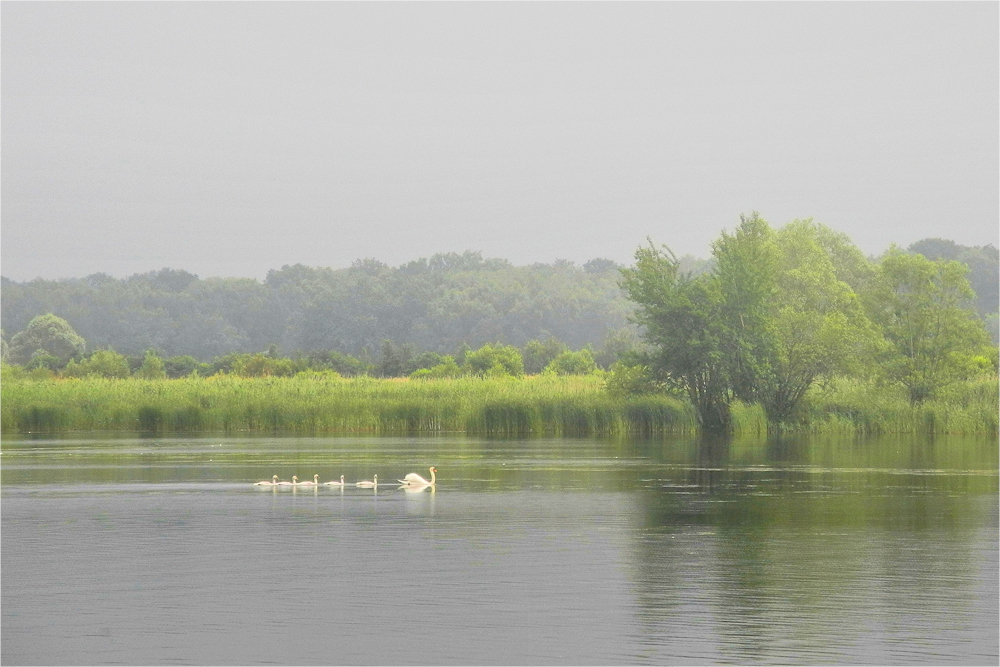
(3, 251, 681, 375)
(2, 230, 997, 394)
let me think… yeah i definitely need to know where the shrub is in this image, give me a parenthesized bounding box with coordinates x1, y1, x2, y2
(464, 344, 524, 378)
(136, 350, 167, 380)
(544, 349, 598, 375)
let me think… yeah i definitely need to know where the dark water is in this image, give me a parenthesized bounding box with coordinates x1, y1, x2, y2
(2, 434, 997, 665)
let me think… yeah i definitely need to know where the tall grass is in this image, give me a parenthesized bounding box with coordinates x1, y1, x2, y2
(799, 376, 998, 436)
(731, 400, 768, 438)
(2, 373, 995, 436)
(1, 374, 697, 436)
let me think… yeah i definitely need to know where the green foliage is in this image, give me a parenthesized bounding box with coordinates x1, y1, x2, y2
(164, 355, 208, 379)
(27, 351, 63, 371)
(89, 349, 131, 378)
(2, 371, 993, 437)
(3, 236, 994, 438)
(0, 374, 697, 436)
(231, 353, 297, 378)
(26, 366, 56, 381)
(302, 350, 370, 377)
(410, 351, 447, 372)
(63, 349, 131, 379)
(604, 361, 665, 397)
(1, 360, 26, 382)
(1, 238, 994, 377)
(593, 327, 644, 370)
(582, 258, 620, 274)
(983, 313, 999, 346)
(376, 339, 417, 378)
(712, 212, 780, 406)
(908, 238, 999, 323)
(293, 368, 343, 380)
(864, 249, 993, 403)
(730, 401, 768, 438)
(752, 220, 883, 423)
(621, 238, 734, 431)
(136, 350, 167, 380)
(625, 215, 909, 431)
(522, 337, 568, 374)
(208, 352, 296, 377)
(799, 376, 998, 436)
(412, 355, 462, 379)
(2, 254, 633, 362)
(544, 348, 599, 376)
(8, 314, 86, 367)
(464, 343, 525, 378)
(805, 219, 878, 294)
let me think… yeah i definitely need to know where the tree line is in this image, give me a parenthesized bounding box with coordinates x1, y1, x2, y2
(2, 314, 618, 383)
(2, 225, 997, 433)
(1, 252, 648, 362)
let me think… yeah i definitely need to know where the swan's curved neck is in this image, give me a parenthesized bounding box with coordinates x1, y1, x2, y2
(429, 468, 436, 485)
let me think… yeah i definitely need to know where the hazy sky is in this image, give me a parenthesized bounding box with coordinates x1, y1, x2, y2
(2, 2, 997, 281)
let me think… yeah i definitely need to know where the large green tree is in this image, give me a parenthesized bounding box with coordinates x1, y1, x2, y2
(754, 221, 882, 422)
(624, 215, 883, 430)
(712, 213, 779, 407)
(8, 314, 86, 367)
(864, 249, 992, 403)
(621, 241, 734, 431)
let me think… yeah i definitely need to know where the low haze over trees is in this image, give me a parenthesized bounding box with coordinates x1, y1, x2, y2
(2, 227, 996, 434)
(1, 252, 635, 362)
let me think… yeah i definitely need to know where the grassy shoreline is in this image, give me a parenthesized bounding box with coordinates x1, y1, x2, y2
(1, 374, 996, 437)
(1, 375, 696, 437)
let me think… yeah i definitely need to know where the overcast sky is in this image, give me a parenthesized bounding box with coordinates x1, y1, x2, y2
(2, 2, 997, 281)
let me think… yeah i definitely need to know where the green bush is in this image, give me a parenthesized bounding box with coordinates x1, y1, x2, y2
(464, 344, 524, 378)
(544, 349, 598, 376)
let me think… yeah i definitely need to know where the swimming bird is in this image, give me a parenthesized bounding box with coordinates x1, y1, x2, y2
(278, 476, 298, 486)
(399, 467, 436, 487)
(356, 474, 378, 488)
(254, 475, 279, 486)
(297, 474, 319, 486)
(323, 475, 346, 486)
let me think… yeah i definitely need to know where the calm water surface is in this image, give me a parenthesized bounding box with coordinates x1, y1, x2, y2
(2, 434, 997, 665)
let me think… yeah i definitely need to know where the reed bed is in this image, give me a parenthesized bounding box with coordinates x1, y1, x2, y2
(2, 374, 995, 436)
(1, 374, 697, 436)
(798, 376, 999, 436)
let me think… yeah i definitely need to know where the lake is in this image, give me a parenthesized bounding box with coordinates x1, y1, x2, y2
(2, 433, 997, 665)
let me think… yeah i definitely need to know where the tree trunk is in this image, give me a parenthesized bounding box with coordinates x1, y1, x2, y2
(696, 394, 732, 434)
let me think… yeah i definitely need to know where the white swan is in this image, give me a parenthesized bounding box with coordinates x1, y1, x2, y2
(356, 474, 378, 488)
(399, 467, 436, 487)
(254, 475, 279, 486)
(297, 474, 319, 486)
(323, 475, 346, 486)
(278, 475, 298, 486)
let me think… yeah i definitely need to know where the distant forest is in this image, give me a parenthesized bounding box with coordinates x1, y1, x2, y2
(2, 238, 997, 368)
